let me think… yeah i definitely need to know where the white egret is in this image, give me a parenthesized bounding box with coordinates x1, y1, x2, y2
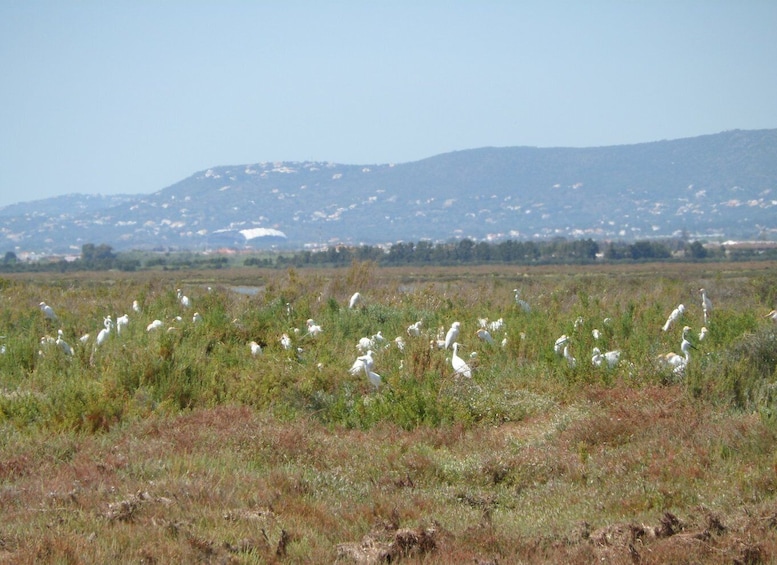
(394, 336, 405, 351)
(177, 289, 191, 308)
(96, 317, 113, 346)
(349, 350, 375, 376)
(700, 288, 712, 325)
(698, 326, 708, 341)
(306, 319, 322, 336)
(488, 318, 505, 333)
(348, 292, 362, 309)
(662, 304, 685, 332)
(40, 302, 58, 321)
(192, 312, 203, 323)
(116, 314, 129, 335)
(406, 320, 423, 337)
(356, 336, 373, 353)
(554, 334, 569, 356)
(475, 328, 495, 345)
(56, 329, 74, 356)
(444, 322, 461, 350)
(591, 347, 620, 369)
(451, 343, 472, 378)
(132, 300, 141, 313)
(563, 345, 577, 368)
(146, 319, 164, 332)
(592, 329, 602, 340)
(363, 364, 382, 391)
(513, 289, 531, 313)
(249, 341, 263, 356)
(658, 326, 694, 376)
(79, 333, 90, 343)
(766, 309, 777, 323)
(280, 333, 292, 350)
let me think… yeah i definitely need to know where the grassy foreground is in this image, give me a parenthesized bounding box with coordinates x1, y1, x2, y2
(2, 261, 777, 563)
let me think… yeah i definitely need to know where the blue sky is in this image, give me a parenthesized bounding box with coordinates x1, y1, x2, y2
(1, 1, 776, 208)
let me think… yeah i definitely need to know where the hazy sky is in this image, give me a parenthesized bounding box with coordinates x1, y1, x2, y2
(1, 1, 776, 208)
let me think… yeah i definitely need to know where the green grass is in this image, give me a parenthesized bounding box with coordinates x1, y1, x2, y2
(1, 262, 777, 563)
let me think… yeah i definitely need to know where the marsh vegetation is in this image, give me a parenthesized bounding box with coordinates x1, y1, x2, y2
(2, 262, 777, 563)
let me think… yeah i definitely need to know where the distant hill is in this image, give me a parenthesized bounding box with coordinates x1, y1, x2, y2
(2, 129, 776, 255)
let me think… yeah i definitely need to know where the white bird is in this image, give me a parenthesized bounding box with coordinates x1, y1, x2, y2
(592, 329, 602, 340)
(349, 350, 375, 376)
(348, 292, 362, 309)
(280, 333, 292, 350)
(363, 364, 382, 391)
(513, 289, 531, 313)
(56, 329, 74, 356)
(658, 326, 694, 376)
(96, 317, 113, 346)
(475, 328, 495, 345)
(554, 334, 569, 356)
(394, 336, 405, 351)
(700, 288, 713, 325)
(79, 333, 90, 343)
(451, 342, 472, 378)
(177, 289, 191, 308)
(662, 304, 685, 332)
(116, 314, 129, 335)
(146, 319, 164, 332)
(132, 300, 141, 313)
(444, 322, 461, 350)
(766, 309, 777, 323)
(406, 320, 423, 337)
(356, 336, 374, 353)
(488, 318, 505, 333)
(563, 345, 577, 368)
(698, 326, 708, 341)
(249, 341, 263, 356)
(305, 319, 322, 337)
(192, 312, 203, 323)
(591, 347, 620, 369)
(39, 302, 58, 321)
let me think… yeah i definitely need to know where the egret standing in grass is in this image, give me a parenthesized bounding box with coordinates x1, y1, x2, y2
(96, 317, 113, 346)
(444, 322, 461, 350)
(349, 350, 375, 376)
(700, 288, 713, 325)
(766, 309, 777, 323)
(40, 302, 58, 322)
(591, 347, 620, 369)
(177, 289, 191, 308)
(658, 325, 694, 376)
(249, 341, 263, 356)
(476, 328, 495, 345)
(56, 329, 74, 356)
(348, 292, 362, 309)
(513, 289, 531, 313)
(563, 345, 577, 368)
(116, 314, 129, 335)
(451, 342, 472, 378)
(554, 334, 569, 356)
(363, 364, 382, 391)
(662, 304, 685, 332)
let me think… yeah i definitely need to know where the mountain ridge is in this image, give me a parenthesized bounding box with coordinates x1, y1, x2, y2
(2, 129, 776, 255)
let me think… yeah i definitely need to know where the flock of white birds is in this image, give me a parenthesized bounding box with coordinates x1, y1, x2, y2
(22, 285, 777, 392)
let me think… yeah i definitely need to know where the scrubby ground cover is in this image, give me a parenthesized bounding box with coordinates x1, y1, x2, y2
(1, 262, 777, 563)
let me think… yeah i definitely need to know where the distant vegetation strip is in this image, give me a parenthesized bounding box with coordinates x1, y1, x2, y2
(2, 238, 776, 272)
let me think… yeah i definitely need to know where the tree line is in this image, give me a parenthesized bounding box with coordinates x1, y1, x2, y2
(2, 237, 774, 273)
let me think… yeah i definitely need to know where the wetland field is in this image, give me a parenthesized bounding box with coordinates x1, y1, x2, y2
(2, 261, 777, 563)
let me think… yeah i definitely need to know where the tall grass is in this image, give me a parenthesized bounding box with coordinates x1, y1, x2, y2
(2, 263, 777, 562)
